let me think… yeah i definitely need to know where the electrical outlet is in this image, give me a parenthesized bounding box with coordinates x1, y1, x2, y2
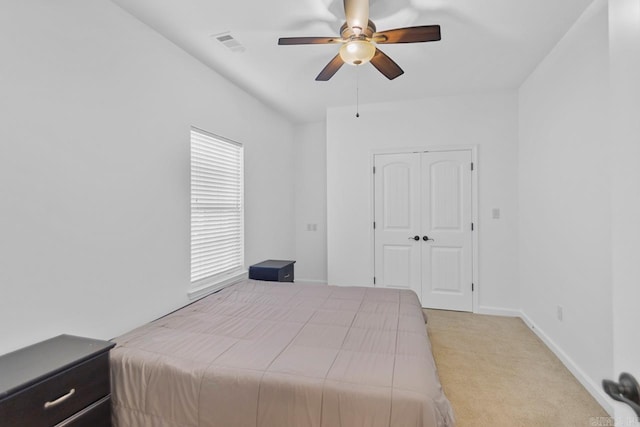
(557, 305, 563, 321)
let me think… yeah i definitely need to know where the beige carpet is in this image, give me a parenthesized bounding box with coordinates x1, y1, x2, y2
(425, 309, 610, 427)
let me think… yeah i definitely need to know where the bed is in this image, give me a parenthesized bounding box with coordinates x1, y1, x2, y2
(110, 279, 454, 427)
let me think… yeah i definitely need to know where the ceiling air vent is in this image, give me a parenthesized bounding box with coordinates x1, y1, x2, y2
(212, 32, 245, 53)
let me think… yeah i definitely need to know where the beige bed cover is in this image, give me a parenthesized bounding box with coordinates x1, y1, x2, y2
(110, 280, 455, 427)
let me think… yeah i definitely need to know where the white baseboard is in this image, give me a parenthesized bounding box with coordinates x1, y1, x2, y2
(519, 311, 614, 416)
(475, 305, 521, 317)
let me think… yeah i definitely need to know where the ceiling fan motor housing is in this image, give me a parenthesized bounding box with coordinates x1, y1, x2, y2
(340, 20, 376, 40)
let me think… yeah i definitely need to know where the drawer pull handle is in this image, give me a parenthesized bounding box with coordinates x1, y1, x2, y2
(44, 388, 75, 409)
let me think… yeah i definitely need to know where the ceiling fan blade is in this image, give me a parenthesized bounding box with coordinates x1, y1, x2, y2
(344, 0, 369, 33)
(375, 25, 441, 44)
(316, 54, 345, 81)
(370, 48, 404, 80)
(278, 37, 341, 45)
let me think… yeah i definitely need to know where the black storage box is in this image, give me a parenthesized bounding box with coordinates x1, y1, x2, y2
(249, 260, 295, 282)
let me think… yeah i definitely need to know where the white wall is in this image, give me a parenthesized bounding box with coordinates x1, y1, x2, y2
(518, 0, 613, 411)
(0, 0, 295, 355)
(293, 122, 328, 283)
(326, 92, 519, 313)
(609, 0, 640, 423)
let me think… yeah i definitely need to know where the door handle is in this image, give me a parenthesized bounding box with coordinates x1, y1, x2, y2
(423, 236, 434, 242)
(603, 372, 640, 419)
(408, 235, 420, 241)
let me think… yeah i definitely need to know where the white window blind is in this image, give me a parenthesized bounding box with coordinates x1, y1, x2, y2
(190, 128, 244, 291)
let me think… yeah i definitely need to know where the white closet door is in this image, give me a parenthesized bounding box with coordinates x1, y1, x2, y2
(420, 150, 473, 311)
(374, 150, 473, 311)
(373, 153, 422, 298)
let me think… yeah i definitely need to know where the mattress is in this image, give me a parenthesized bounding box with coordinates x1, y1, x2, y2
(110, 280, 455, 427)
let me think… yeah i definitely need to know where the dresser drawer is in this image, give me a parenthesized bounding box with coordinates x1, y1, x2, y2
(0, 352, 110, 426)
(57, 396, 111, 427)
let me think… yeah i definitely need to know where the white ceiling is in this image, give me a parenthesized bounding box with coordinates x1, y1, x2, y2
(110, 0, 594, 123)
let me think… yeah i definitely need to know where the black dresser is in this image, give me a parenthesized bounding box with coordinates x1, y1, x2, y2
(0, 335, 115, 427)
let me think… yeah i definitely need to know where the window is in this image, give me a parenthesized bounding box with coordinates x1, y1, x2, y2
(190, 128, 244, 298)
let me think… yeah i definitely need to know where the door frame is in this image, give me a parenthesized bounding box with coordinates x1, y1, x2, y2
(370, 145, 479, 312)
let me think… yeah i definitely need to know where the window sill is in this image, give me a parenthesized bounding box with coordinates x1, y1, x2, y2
(188, 271, 247, 300)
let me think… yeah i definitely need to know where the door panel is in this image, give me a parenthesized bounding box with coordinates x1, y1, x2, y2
(430, 247, 462, 293)
(383, 163, 412, 229)
(382, 245, 412, 289)
(421, 151, 472, 311)
(374, 154, 421, 298)
(374, 150, 473, 311)
(430, 161, 463, 231)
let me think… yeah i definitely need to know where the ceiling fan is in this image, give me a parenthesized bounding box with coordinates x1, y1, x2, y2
(278, 0, 441, 81)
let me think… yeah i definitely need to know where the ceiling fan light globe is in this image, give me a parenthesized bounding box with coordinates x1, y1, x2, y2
(339, 40, 375, 66)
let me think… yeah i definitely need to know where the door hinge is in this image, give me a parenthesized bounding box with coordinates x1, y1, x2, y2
(471, 222, 474, 231)
(472, 283, 475, 292)
(373, 166, 376, 174)
(471, 162, 474, 171)
(373, 277, 376, 285)
(373, 221, 376, 229)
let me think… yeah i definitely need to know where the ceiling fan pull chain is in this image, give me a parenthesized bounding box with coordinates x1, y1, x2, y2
(356, 66, 360, 118)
